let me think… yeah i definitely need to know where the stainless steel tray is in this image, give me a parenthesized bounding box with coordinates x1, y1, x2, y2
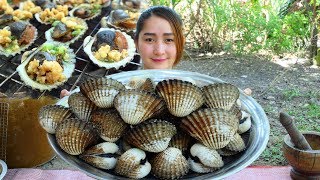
(48, 69, 270, 179)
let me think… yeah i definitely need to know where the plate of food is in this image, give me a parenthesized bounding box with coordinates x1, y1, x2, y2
(17, 41, 76, 91)
(82, 27, 136, 70)
(100, 9, 140, 36)
(44, 69, 269, 179)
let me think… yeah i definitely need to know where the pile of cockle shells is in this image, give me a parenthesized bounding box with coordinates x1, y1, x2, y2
(39, 77, 252, 179)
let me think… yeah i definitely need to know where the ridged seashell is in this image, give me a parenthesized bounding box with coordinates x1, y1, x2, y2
(238, 110, 252, 134)
(55, 118, 99, 155)
(90, 109, 128, 142)
(188, 157, 217, 173)
(230, 103, 242, 120)
(83, 27, 136, 70)
(150, 147, 189, 179)
(68, 92, 97, 121)
(115, 148, 151, 179)
(189, 143, 224, 173)
(114, 90, 166, 125)
(153, 108, 182, 126)
(169, 130, 192, 154)
(45, 17, 88, 45)
(79, 142, 119, 170)
(138, 78, 154, 92)
(217, 148, 239, 156)
(127, 77, 154, 92)
(38, 105, 73, 134)
(202, 83, 240, 110)
(17, 42, 76, 91)
(124, 119, 177, 152)
(225, 133, 246, 152)
(181, 108, 238, 149)
(69, 4, 102, 21)
(155, 79, 204, 117)
(80, 77, 125, 108)
(118, 138, 133, 153)
(0, 22, 38, 57)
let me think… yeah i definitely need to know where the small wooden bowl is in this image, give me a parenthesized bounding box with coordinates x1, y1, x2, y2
(283, 131, 320, 179)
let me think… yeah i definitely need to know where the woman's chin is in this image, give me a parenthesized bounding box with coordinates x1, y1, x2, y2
(143, 63, 173, 70)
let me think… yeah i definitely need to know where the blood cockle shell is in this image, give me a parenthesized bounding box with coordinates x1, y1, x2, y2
(150, 147, 189, 179)
(114, 90, 166, 125)
(114, 148, 151, 179)
(180, 108, 238, 149)
(155, 79, 204, 117)
(202, 83, 240, 110)
(68, 92, 97, 121)
(39, 104, 73, 134)
(80, 77, 125, 108)
(80, 142, 120, 170)
(55, 118, 99, 155)
(90, 108, 128, 142)
(124, 119, 177, 152)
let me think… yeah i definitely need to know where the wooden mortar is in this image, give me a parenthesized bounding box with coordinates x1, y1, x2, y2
(283, 131, 320, 180)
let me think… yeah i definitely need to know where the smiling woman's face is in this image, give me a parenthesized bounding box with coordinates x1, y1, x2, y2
(135, 15, 177, 69)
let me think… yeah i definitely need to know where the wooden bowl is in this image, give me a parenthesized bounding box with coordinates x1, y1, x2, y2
(283, 131, 320, 179)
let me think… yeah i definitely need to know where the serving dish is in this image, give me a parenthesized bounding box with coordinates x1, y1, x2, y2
(48, 69, 269, 179)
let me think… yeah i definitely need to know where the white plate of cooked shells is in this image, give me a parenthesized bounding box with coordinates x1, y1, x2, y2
(44, 69, 269, 179)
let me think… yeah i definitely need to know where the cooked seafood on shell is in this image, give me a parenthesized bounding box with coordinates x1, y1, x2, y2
(0, 21, 37, 57)
(100, 9, 140, 34)
(34, 0, 56, 10)
(35, 5, 69, 25)
(19, 0, 42, 15)
(17, 42, 76, 91)
(69, 4, 102, 20)
(45, 17, 88, 45)
(83, 27, 135, 69)
(119, 0, 148, 12)
(55, 0, 111, 8)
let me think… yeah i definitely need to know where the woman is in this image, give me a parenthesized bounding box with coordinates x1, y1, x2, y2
(60, 6, 185, 98)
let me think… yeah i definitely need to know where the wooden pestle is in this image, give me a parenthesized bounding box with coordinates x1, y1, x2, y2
(279, 112, 312, 150)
